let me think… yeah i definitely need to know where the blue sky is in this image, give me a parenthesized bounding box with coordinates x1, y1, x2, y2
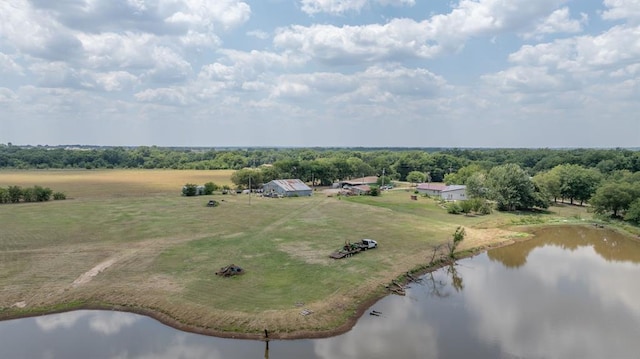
(0, 0, 639, 147)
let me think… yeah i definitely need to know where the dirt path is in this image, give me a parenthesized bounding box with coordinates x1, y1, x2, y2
(71, 258, 117, 287)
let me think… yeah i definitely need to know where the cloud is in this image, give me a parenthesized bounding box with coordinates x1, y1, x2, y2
(602, 0, 640, 21)
(521, 7, 587, 40)
(0, 52, 24, 75)
(300, 0, 415, 15)
(509, 24, 640, 73)
(277, 1, 576, 64)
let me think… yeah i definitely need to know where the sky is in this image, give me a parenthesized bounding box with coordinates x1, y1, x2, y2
(0, 0, 639, 148)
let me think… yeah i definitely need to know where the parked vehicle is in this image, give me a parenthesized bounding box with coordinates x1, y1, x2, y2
(330, 239, 378, 259)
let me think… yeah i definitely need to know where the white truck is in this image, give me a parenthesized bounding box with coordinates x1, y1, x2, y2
(330, 239, 378, 259)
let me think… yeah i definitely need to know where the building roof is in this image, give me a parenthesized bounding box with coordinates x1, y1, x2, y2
(416, 183, 447, 191)
(340, 176, 379, 186)
(416, 183, 466, 192)
(268, 179, 311, 192)
(442, 185, 466, 192)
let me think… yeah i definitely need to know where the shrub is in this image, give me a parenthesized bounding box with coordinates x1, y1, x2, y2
(447, 202, 462, 214)
(22, 187, 36, 202)
(53, 192, 67, 200)
(8, 185, 21, 203)
(459, 200, 474, 215)
(0, 188, 8, 203)
(369, 187, 380, 196)
(203, 182, 219, 195)
(182, 183, 198, 196)
(34, 186, 52, 202)
(478, 202, 493, 215)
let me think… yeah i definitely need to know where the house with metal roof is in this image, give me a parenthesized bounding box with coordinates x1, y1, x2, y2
(263, 179, 312, 197)
(416, 183, 467, 201)
(333, 176, 379, 189)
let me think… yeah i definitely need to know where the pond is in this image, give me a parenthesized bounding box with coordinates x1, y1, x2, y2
(2, 225, 639, 359)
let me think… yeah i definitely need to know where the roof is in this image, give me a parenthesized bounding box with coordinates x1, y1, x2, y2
(268, 179, 311, 192)
(416, 183, 447, 191)
(340, 176, 379, 185)
(416, 183, 466, 192)
(442, 185, 466, 192)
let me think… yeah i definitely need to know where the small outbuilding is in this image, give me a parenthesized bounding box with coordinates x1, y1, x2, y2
(263, 179, 312, 197)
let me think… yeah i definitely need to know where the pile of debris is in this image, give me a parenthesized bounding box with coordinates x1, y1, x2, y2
(215, 264, 244, 277)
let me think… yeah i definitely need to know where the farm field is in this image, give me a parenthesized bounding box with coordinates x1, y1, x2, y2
(0, 169, 592, 338)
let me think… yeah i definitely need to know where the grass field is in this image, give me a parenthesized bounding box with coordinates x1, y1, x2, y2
(0, 170, 593, 338)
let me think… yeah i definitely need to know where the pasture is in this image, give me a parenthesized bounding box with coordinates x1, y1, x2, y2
(0, 170, 590, 337)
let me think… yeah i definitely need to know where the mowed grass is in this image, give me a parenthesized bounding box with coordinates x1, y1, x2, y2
(0, 170, 591, 336)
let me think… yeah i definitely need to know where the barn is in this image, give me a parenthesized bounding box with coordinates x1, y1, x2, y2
(263, 179, 312, 197)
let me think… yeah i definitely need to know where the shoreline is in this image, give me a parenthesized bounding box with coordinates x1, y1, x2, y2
(0, 231, 527, 341)
(2, 222, 634, 340)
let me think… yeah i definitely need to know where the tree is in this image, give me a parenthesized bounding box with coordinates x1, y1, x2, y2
(443, 164, 483, 185)
(590, 182, 635, 217)
(466, 172, 487, 198)
(486, 163, 547, 211)
(556, 164, 602, 205)
(533, 169, 561, 203)
(624, 199, 640, 224)
(231, 168, 263, 189)
(8, 185, 21, 203)
(448, 226, 466, 258)
(203, 182, 219, 195)
(34, 186, 52, 201)
(406, 171, 426, 185)
(182, 183, 197, 196)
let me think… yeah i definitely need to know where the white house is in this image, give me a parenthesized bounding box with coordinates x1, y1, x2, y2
(416, 183, 467, 201)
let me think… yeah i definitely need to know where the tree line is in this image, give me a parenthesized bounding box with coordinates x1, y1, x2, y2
(2, 144, 639, 224)
(2, 144, 638, 180)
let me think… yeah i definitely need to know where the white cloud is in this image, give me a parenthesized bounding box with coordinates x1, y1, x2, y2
(300, 0, 415, 15)
(0, 53, 23, 74)
(135, 87, 190, 106)
(602, 0, 640, 21)
(509, 25, 640, 73)
(247, 30, 270, 40)
(521, 7, 587, 40)
(274, 19, 439, 64)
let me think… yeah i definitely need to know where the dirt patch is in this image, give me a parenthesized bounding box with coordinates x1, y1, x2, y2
(71, 258, 117, 287)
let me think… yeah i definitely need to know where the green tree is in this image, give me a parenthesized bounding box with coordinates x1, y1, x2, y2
(556, 164, 602, 205)
(487, 163, 547, 211)
(406, 171, 426, 185)
(203, 182, 219, 195)
(182, 183, 198, 196)
(8, 185, 21, 203)
(231, 168, 263, 189)
(624, 199, 640, 224)
(34, 186, 52, 201)
(533, 169, 561, 203)
(443, 164, 483, 185)
(448, 226, 466, 258)
(590, 182, 635, 217)
(466, 172, 487, 198)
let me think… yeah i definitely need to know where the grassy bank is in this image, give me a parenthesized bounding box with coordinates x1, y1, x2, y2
(0, 170, 593, 338)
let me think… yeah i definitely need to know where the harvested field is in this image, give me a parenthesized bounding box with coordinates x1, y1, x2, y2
(0, 170, 592, 338)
